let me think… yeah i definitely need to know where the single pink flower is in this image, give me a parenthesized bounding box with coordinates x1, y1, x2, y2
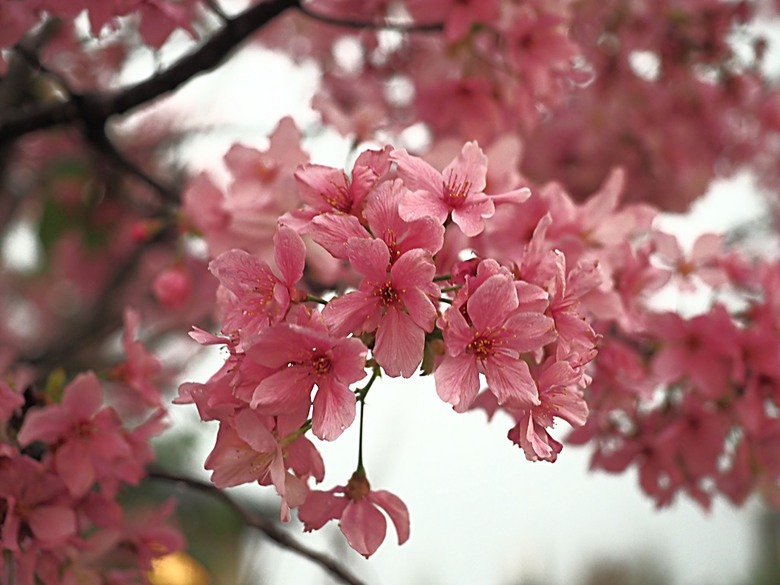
(287, 147, 391, 230)
(110, 307, 163, 407)
(17, 372, 132, 497)
(435, 273, 556, 412)
(507, 359, 589, 462)
(391, 141, 529, 237)
(649, 306, 739, 400)
(298, 471, 410, 558)
(246, 323, 367, 440)
(205, 409, 308, 521)
(323, 237, 439, 378)
(209, 225, 306, 335)
(0, 454, 76, 552)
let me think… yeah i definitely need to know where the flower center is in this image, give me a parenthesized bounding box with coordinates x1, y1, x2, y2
(310, 355, 332, 376)
(466, 335, 494, 360)
(73, 420, 95, 439)
(376, 281, 400, 307)
(322, 175, 353, 213)
(443, 173, 471, 207)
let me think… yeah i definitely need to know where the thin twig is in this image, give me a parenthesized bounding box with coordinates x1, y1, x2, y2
(148, 468, 368, 585)
(13, 45, 180, 207)
(297, 3, 443, 32)
(0, 0, 301, 143)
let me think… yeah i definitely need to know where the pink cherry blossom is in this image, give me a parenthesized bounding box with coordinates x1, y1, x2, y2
(246, 322, 367, 440)
(649, 306, 740, 400)
(0, 454, 76, 552)
(286, 147, 391, 230)
(392, 141, 530, 237)
(507, 359, 589, 462)
(209, 225, 306, 335)
(298, 471, 409, 558)
(205, 409, 308, 521)
(323, 237, 439, 377)
(435, 272, 556, 412)
(17, 372, 132, 497)
(110, 307, 163, 407)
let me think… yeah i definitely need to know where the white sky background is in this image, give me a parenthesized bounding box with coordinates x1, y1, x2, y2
(116, 8, 780, 584)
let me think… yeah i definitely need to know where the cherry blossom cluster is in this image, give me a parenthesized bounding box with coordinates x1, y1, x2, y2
(180, 140, 599, 556)
(7, 0, 780, 577)
(570, 252, 780, 509)
(0, 310, 182, 585)
(259, 0, 780, 216)
(0, 0, 200, 52)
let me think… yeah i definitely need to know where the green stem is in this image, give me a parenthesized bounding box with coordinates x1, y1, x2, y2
(356, 368, 379, 401)
(306, 294, 328, 305)
(282, 418, 312, 446)
(433, 274, 452, 282)
(439, 285, 461, 293)
(439, 297, 453, 305)
(355, 368, 379, 473)
(357, 397, 366, 473)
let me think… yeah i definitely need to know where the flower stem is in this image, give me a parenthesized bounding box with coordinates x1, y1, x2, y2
(357, 397, 366, 473)
(355, 368, 379, 473)
(433, 274, 452, 282)
(306, 294, 328, 305)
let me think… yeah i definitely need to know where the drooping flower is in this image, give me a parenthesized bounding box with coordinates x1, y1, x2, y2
(298, 471, 410, 558)
(507, 359, 589, 462)
(205, 409, 308, 521)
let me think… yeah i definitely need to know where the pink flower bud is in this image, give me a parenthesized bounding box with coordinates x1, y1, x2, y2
(153, 267, 191, 309)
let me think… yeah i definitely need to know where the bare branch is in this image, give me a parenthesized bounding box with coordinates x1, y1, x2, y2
(148, 468, 368, 585)
(14, 45, 180, 207)
(0, 0, 301, 143)
(296, 3, 443, 32)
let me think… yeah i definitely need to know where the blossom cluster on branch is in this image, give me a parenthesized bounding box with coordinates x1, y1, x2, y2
(1, 311, 181, 584)
(2, 0, 780, 581)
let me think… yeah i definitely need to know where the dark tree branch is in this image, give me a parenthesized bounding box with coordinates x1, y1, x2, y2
(0, 0, 301, 143)
(296, 3, 443, 32)
(148, 468, 368, 585)
(14, 45, 180, 208)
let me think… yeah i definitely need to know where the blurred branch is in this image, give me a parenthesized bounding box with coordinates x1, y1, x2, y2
(148, 468, 368, 585)
(0, 0, 301, 143)
(0, 21, 61, 227)
(296, 3, 443, 32)
(14, 45, 180, 208)
(25, 229, 176, 373)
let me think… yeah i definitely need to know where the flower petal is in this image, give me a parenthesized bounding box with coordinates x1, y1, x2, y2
(323, 290, 380, 337)
(485, 355, 539, 408)
(340, 500, 387, 558)
(312, 380, 356, 441)
(369, 490, 410, 545)
(466, 274, 517, 332)
(434, 355, 480, 412)
(274, 225, 306, 286)
(374, 309, 425, 378)
(251, 367, 312, 413)
(347, 237, 390, 283)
